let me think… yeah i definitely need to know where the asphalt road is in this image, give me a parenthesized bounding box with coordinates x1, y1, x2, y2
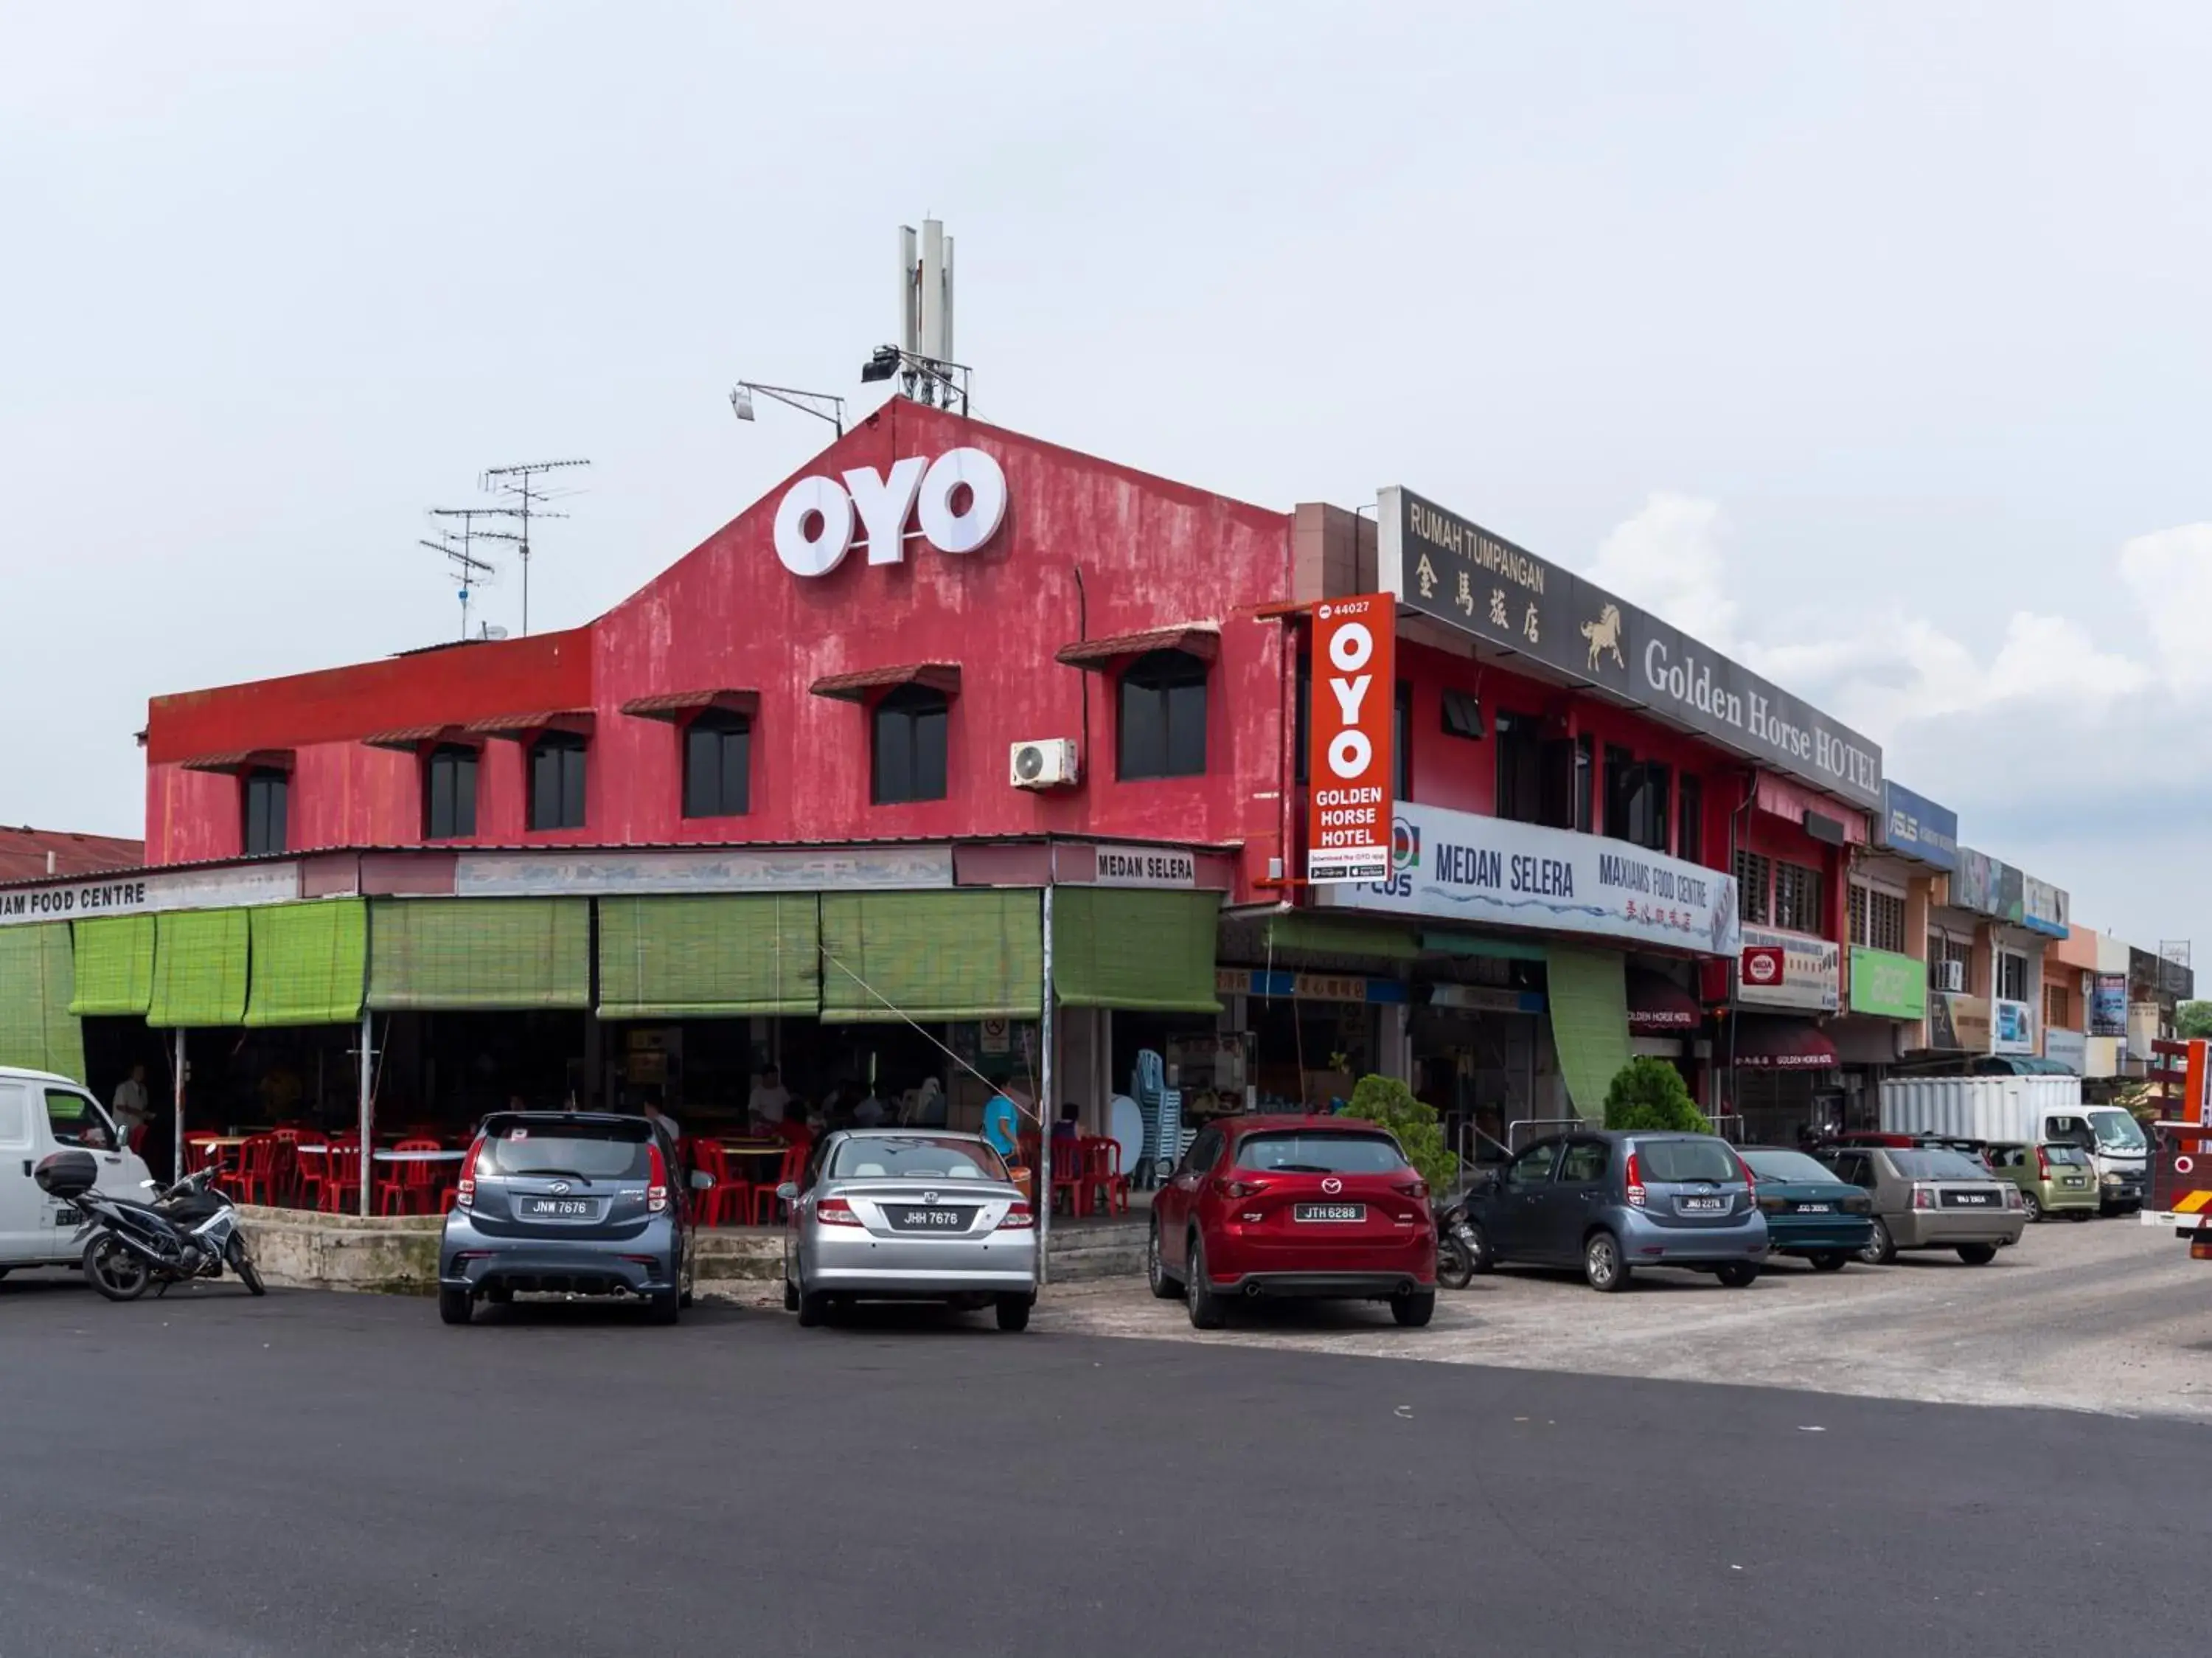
(1, 1277, 2202, 1658)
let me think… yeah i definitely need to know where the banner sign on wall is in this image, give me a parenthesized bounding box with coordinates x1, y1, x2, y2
(1875, 782, 1958, 872)
(1849, 946, 1927, 1021)
(0, 861, 300, 926)
(2022, 875, 2070, 938)
(1928, 991, 1992, 1052)
(1992, 998, 2037, 1054)
(2043, 1027, 2087, 1074)
(1304, 594, 1396, 884)
(1736, 923, 1841, 1012)
(2090, 974, 2128, 1037)
(1317, 799, 1742, 957)
(1379, 486, 1883, 812)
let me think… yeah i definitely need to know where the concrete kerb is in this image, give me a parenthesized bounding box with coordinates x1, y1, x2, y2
(235, 1208, 1150, 1295)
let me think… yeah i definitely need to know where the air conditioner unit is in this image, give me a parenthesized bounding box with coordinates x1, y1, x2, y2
(1938, 960, 1966, 993)
(1009, 738, 1079, 790)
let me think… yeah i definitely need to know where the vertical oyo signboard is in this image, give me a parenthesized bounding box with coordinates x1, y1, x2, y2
(1306, 594, 1395, 884)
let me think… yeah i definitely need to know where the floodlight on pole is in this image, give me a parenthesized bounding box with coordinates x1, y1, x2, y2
(729, 381, 846, 437)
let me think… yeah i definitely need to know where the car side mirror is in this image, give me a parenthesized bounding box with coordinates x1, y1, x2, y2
(689, 1170, 717, 1192)
(776, 1182, 799, 1203)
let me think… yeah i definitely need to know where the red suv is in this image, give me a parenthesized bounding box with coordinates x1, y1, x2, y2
(1147, 1115, 1437, 1329)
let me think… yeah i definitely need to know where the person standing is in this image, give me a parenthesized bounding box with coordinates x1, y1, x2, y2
(111, 1064, 152, 1144)
(981, 1082, 1026, 1162)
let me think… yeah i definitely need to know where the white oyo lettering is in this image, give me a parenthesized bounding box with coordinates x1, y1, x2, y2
(773, 476, 857, 577)
(1328, 729, 1371, 779)
(1328, 622, 1374, 673)
(1329, 673, 1372, 724)
(844, 456, 928, 568)
(774, 446, 1009, 577)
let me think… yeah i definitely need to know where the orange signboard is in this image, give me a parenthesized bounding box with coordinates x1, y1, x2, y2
(1305, 593, 1395, 884)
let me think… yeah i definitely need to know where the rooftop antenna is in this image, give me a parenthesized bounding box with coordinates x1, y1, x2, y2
(473, 459, 591, 637)
(863, 218, 970, 414)
(423, 507, 504, 641)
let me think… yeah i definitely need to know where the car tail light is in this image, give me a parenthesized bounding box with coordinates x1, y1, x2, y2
(454, 1138, 483, 1210)
(1757, 1194, 1787, 1215)
(815, 1196, 862, 1227)
(2192, 1225, 2212, 1262)
(1912, 1184, 1935, 1211)
(2035, 1145, 2051, 1179)
(996, 1199, 1036, 1231)
(1393, 1179, 1428, 1201)
(1624, 1151, 1645, 1208)
(2003, 1184, 2024, 1210)
(646, 1141, 670, 1215)
(1845, 1193, 1873, 1214)
(1214, 1178, 1269, 1199)
(1738, 1158, 1757, 1187)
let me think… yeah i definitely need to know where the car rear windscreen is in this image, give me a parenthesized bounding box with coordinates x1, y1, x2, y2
(1233, 1132, 1405, 1173)
(1635, 1139, 1742, 1183)
(476, 1123, 652, 1181)
(1740, 1149, 1835, 1184)
(1888, 1149, 1992, 1182)
(2043, 1144, 2091, 1168)
(828, 1137, 1009, 1182)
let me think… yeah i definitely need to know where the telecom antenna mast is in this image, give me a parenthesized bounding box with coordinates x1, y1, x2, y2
(861, 218, 970, 413)
(476, 458, 591, 637)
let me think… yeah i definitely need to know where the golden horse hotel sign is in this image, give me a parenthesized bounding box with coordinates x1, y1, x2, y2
(1379, 487, 1882, 814)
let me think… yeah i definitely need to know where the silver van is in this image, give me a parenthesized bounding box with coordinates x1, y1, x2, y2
(0, 1066, 156, 1275)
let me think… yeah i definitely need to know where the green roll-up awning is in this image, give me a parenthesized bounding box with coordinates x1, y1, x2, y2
(820, 890, 1042, 1024)
(599, 895, 821, 1019)
(70, 914, 156, 1017)
(1424, 930, 1548, 962)
(1265, 912, 1422, 960)
(1545, 944, 1633, 1120)
(147, 909, 251, 1028)
(245, 900, 367, 1027)
(0, 923, 85, 1080)
(367, 898, 590, 1011)
(1054, 888, 1222, 1012)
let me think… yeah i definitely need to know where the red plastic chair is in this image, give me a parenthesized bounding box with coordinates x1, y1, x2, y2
(232, 1134, 279, 1206)
(266, 1128, 302, 1207)
(690, 1142, 745, 1228)
(751, 1145, 809, 1226)
(184, 1132, 223, 1175)
(321, 1139, 362, 1214)
(1081, 1137, 1126, 1218)
(377, 1139, 447, 1215)
(1050, 1134, 1086, 1217)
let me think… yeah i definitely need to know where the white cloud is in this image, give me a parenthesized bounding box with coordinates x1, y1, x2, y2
(2121, 523, 2212, 691)
(1587, 493, 1739, 648)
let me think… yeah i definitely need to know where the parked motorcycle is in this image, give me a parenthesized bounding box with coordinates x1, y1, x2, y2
(1436, 1192, 1486, 1290)
(34, 1150, 266, 1303)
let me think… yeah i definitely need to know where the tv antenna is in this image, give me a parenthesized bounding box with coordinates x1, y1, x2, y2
(473, 458, 591, 637)
(423, 507, 505, 640)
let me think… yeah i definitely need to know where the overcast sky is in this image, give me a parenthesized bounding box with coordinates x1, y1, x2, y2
(4, 3, 2206, 958)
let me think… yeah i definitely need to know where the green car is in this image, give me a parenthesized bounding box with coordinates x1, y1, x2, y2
(1739, 1148, 1878, 1270)
(1984, 1142, 2098, 1221)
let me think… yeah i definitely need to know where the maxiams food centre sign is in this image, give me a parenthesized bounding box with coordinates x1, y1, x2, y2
(1380, 487, 1882, 814)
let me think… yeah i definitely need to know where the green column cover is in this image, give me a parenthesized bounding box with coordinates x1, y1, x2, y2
(1054, 888, 1222, 1012)
(820, 890, 1042, 1024)
(0, 923, 86, 1080)
(1545, 943, 1633, 1120)
(245, 900, 367, 1027)
(599, 895, 821, 1019)
(147, 909, 251, 1029)
(70, 914, 156, 1016)
(367, 898, 590, 1011)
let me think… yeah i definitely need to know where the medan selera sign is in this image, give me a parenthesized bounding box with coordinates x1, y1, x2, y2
(1379, 487, 1884, 813)
(1318, 800, 1742, 959)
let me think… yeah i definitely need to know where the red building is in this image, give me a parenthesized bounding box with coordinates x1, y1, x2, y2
(4, 396, 1886, 1159)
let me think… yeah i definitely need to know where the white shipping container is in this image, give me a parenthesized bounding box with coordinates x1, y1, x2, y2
(1879, 1075, 2087, 1144)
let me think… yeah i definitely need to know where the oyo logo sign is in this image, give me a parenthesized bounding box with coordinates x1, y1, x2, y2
(773, 446, 1009, 578)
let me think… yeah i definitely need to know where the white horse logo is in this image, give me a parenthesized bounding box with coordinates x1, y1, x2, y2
(1581, 603, 1626, 671)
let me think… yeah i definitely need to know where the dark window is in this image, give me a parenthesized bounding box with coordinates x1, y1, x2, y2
(1119, 649, 1208, 780)
(1294, 654, 1310, 785)
(423, 745, 478, 840)
(1573, 734, 1593, 831)
(683, 712, 751, 819)
(1557, 1139, 1610, 1183)
(1850, 885, 1906, 953)
(1495, 711, 1544, 824)
(1440, 690, 1484, 740)
(1735, 850, 1772, 924)
(1505, 1140, 1560, 1187)
(243, 769, 288, 856)
(528, 734, 588, 830)
(872, 684, 949, 805)
(1538, 737, 1579, 830)
(1603, 745, 1636, 841)
(1676, 774, 1703, 863)
(1774, 861, 1823, 933)
(1632, 762, 1671, 852)
(1234, 1131, 1407, 1173)
(2045, 983, 2070, 1030)
(1394, 682, 1412, 801)
(1997, 950, 2030, 1005)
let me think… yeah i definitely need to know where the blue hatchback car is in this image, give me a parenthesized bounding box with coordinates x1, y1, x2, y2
(1461, 1131, 1768, 1291)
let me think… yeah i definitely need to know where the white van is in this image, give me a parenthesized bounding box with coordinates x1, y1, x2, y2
(0, 1066, 156, 1274)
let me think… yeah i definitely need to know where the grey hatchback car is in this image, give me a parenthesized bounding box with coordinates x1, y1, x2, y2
(438, 1112, 702, 1325)
(1459, 1130, 1768, 1291)
(782, 1128, 1037, 1331)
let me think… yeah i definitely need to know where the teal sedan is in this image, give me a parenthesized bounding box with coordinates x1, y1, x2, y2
(1739, 1148, 1877, 1271)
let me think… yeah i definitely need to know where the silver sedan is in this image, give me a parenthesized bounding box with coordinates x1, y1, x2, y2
(781, 1129, 1038, 1331)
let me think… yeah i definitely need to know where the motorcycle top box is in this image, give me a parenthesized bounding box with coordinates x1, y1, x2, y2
(34, 1149, 98, 1200)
